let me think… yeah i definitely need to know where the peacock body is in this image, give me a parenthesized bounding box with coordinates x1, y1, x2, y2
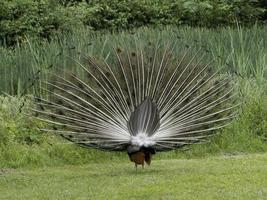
(33, 39, 238, 168)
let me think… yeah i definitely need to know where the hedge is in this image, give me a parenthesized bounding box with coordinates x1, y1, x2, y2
(0, 0, 266, 45)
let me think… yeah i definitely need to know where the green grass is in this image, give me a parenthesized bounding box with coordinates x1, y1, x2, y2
(1, 153, 267, 200)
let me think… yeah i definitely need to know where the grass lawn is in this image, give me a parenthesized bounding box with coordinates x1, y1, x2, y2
(1, 153, 267, 200)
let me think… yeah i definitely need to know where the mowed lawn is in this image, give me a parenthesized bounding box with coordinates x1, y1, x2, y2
(1, 153, 267, 200)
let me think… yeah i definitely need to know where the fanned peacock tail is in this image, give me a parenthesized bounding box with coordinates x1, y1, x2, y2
(32, 39, 239, 162)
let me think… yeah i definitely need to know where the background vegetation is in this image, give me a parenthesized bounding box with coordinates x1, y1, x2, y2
(0, 0, 266, 46)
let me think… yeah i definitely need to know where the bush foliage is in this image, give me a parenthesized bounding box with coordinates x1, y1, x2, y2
(0, 0, 266, 45)
(0, 96, 122, 168)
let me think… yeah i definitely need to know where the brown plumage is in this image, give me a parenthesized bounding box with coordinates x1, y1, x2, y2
(128, 147, 153, 169)
(129, 151, 145, 168)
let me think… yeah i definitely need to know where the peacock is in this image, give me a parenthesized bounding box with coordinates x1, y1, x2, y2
(32, 39, 238, 168)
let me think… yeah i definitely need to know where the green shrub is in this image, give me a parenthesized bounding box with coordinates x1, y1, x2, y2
(0, 96, 122, 168)
(0, 0, 266, 46)
(0, 0, 79, 45)
(64, 0, 266, 29)
(0, 96, 43, 144)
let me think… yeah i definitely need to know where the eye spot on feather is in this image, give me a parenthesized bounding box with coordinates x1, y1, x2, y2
(35, 97, 41, 102)
(77, 82, 84, 89)
(50, 114, 56, 119)
(96, 82, 101, 87)
(200, 80, 205, 84)
(86, 72, 91, 79)
(39, 105, 45, 111)
(116, 48, 122, 53)
(214, 80, 220, 85)
(225, 93, 231, 98)
(167, 53, 173, 58)
(56, 99, 63, 105)
(105, 72, 111, 77)
(207, 68, 212, 74)
(57, 110, 64, 115)
(70, 73, 77, 78)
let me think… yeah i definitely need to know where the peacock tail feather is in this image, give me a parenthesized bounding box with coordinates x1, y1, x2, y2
(32, 38, 239, 153)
